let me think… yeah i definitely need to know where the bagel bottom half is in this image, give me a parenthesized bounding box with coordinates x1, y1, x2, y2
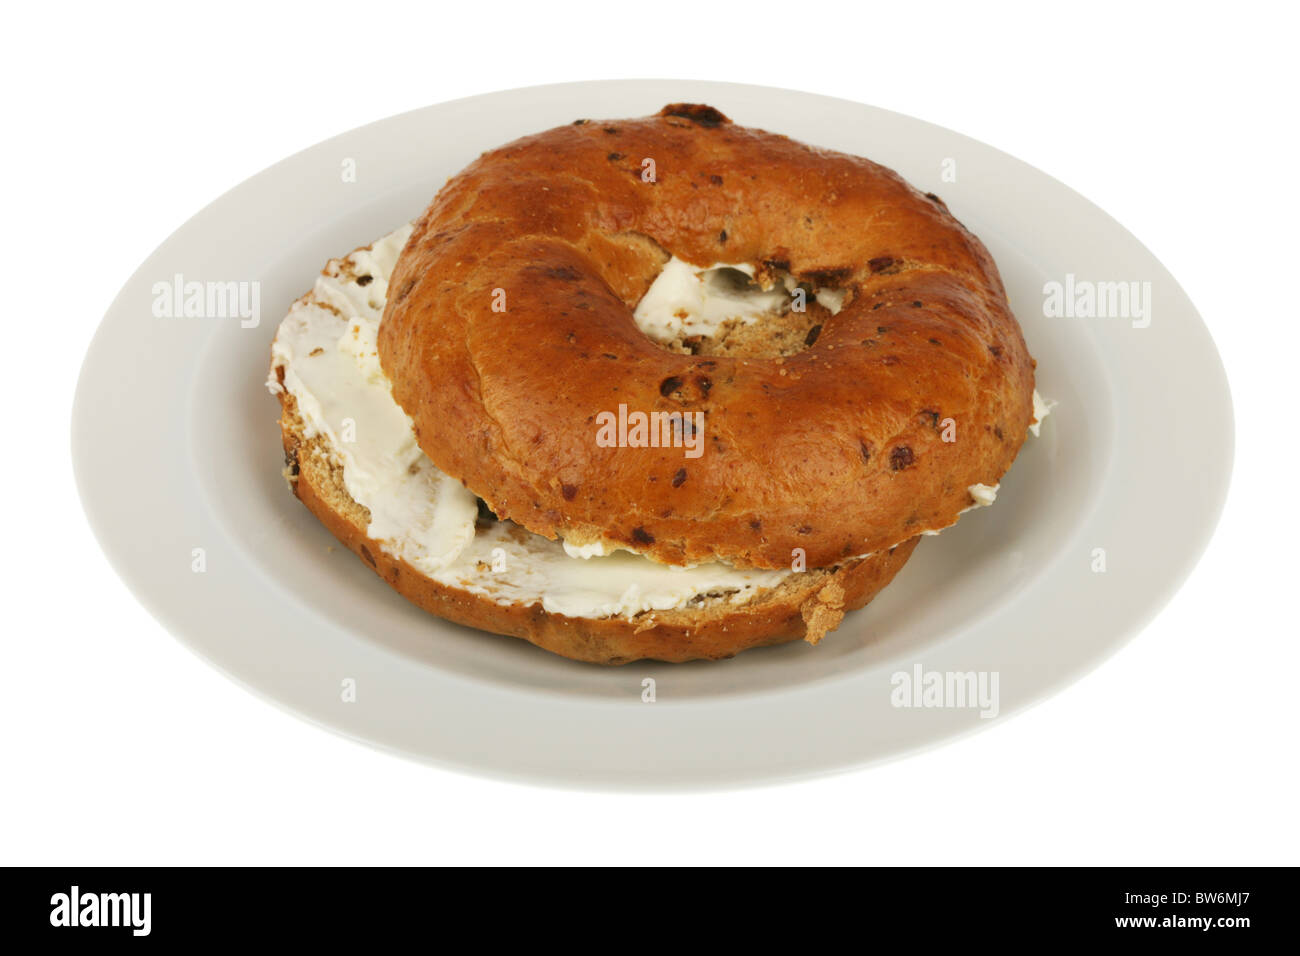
(276, 393, 917, 665)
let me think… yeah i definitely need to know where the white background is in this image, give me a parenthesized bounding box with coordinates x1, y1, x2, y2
(4, 1, 1296, 865)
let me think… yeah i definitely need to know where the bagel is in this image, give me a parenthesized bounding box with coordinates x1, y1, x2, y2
(268, 228, 919, 664)
(379, 104, 1036, 570)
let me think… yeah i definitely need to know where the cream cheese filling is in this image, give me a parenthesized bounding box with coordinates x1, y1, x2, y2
(632, 256, 845, 343)
(1030, 389, 1057, 438)
(270, 225, 479, 573)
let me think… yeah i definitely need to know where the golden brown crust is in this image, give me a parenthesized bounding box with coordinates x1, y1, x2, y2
(274, 388, 918, 665)
(380, 104, 1035, 570)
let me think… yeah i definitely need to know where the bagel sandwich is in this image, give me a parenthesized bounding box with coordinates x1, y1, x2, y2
(267, 105, 1050, 664)
(269, 227, 917, 664)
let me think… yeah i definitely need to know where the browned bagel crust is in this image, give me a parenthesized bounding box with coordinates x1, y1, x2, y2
(275, 390, 920, 665)
(380, 105, 1034, 570)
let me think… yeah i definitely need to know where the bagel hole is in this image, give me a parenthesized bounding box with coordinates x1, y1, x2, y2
(634, 258, 852, 360)
(702, 266, 765, 296)
(474, 497, 501, 529)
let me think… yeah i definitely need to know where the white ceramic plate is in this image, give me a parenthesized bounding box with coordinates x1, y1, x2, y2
(73, 80, 1232, 789)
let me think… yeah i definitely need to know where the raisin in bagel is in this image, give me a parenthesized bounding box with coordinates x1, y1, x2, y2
(379, 104, 1035, 570)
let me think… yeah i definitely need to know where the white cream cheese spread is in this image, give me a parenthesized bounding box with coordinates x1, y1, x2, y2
(1030, 389, 1057, 437)
(966, 482, 1000, 508)
(632, 257, 844, 343)
(269, 224, 479, 575)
